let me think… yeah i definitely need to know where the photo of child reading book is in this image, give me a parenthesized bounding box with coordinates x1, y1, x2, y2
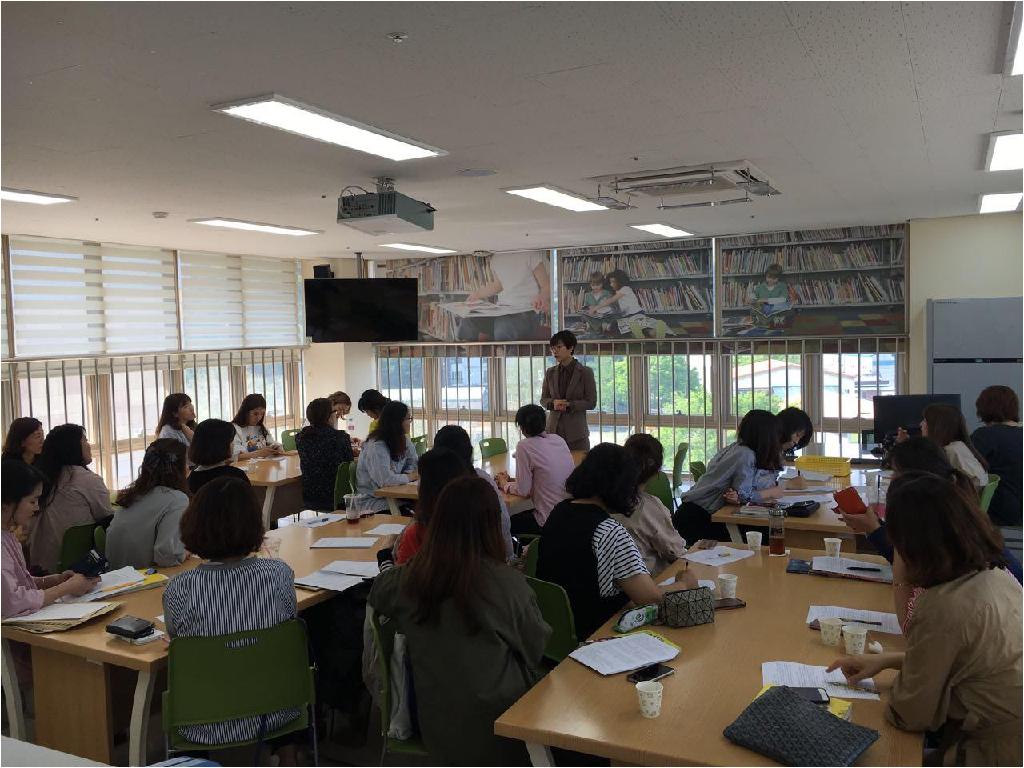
(745, 263, 796, 329)
(585, 270, 673, 339)
(580, 272, 613, 334)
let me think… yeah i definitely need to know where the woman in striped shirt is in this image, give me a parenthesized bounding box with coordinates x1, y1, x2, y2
(162, 476, 300, 761)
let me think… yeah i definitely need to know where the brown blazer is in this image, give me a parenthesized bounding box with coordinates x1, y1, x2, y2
(540, 360, 597, 448)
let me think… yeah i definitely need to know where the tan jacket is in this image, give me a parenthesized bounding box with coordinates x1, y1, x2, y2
(887, 568, 1022, 766)
(612, 491, 687, 576)
(30, 466, 113, 573)
(540, 360, 596, 446)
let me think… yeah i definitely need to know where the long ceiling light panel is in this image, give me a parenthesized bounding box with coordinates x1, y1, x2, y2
(630, 223, 694, 237)
(986, 133, 1024, 171)
(1, 187, 76, 205)
(505, 185, 608, 212)
(380, 243, 457, 254)
(978, 193, 1023, 213)
(190, 218, 321, 236)
(212, 94, 446, 161)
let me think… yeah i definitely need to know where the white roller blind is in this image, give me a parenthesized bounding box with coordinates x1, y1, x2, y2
(180, 251, 301, 350)
(8, 236, 179, 357)
(1, 242, 9, 360)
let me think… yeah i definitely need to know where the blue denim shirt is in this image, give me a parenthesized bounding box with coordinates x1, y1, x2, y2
(680, 442, 779, 512)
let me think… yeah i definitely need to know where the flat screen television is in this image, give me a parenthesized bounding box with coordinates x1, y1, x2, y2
(872, 393, 962, 444)
(304, 278, 418, 343)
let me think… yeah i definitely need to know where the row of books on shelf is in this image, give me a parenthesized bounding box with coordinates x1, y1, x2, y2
(721, 275, 904, 308)
(564, 284, 712, 314)
(562, 253, 710, 282)
(560, 238, 711, 258)
(384, 255, 494, 294)
(720, 242, 901, 274)
(720, 224, 905, 247)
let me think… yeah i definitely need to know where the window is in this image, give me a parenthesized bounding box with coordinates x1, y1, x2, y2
(440, 356, 487, 411)
(17, 367, 88, 433)
(183, 360, 234, 421)
(378, 357, 426, 408)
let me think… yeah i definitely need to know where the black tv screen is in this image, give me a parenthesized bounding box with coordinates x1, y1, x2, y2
(872, 393, 962, 443)
(304, 278, 418, 342)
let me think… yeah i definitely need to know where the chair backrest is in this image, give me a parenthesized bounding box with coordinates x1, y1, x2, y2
(368, 608, 396, 736)
(671, 443, 690, 492)
(281, 429, 300, 452)
(93, 525, 107, 556)
(478, 437, 508, 459)
(58, 522, 99, 572)
(525, 576, 578, 663)
(689, 460, 707, 483)
(523, 536, 541, 577)
(334, 461, 355, 508)
(644, 471, 674, 513)
(163, 620, 313, 737)
(980, 474, 1001, 513)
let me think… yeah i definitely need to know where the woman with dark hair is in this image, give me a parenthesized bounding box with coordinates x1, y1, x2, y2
(829, 472, 1022, 766)
(3, 460, 97, 618)
(368, 475, 549, 765)
(616, 434, 687, 575)
(163, 476, 300, 758)
(106, 439, 189, 569)
(537, 443, 699, 639)
(840, 436, 1021, 583)
(187, 419, 251, 494)
(901, 403, 988, 487)
(1, 417, 44, 463)
(675, 409, 783, 544)
(433, 425, 513, 559)
(971, 385, 1022, 526)
(777, 406, 813, 452)
(351, 401, 417, 514)
(231, 394, 283, 459)
(156, 393, 196, 447)
(587, 269, 657, 337)
(29, 424, 113, 573)
(296, 398, 353, 511)
(357, 389, 389, 435)
(496, 404, 574, 535)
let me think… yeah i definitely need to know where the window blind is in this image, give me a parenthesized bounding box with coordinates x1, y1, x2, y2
(8, 236, 179, 357)
(179, 251, 301, 350)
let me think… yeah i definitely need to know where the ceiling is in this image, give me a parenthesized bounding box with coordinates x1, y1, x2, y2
(2, 2, 1021, 260)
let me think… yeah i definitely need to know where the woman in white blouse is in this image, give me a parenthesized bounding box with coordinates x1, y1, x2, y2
(900, 404, 989, 487)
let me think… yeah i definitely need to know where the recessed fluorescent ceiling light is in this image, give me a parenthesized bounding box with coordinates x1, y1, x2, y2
(979, 193, 1023, 213)
(987, 133, 1024, 171)
(212, 95, 445, 162)
(1, 187, 76, 205)
(505, 186, 608, 212)
(380, 243, 457, 254)
(190, 218, 321, 236)
(1013, 14, 1024, 75)
(630, 223, 694, 238)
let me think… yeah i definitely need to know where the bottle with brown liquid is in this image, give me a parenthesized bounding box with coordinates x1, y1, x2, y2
(768, 508, 786, 556)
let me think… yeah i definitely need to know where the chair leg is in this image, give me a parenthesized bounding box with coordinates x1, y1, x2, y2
(310, 704, 319, 767)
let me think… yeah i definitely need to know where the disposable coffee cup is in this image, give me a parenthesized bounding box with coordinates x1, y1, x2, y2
(819, 617, 844, 646)
(344, 494, 360, 523)
(824, 537, 842, 558)
(636, 680, 663, 718)
(745, 531, 763, 552)
(843, 624, 868, 655)
(717, 573, 738, 599)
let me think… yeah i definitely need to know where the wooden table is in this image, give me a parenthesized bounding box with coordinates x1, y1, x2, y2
(234, 451, 304, 528)
(1, 514, 404, 766)
(495, 546, 921, 766)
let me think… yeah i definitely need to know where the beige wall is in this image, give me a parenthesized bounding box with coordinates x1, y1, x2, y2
(907, 212, 1023, 392)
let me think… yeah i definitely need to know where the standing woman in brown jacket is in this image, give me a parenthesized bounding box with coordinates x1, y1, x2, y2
(540, 331, 597, 450)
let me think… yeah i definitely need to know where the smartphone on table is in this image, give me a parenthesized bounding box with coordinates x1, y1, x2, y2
(627, 663, 675, 684)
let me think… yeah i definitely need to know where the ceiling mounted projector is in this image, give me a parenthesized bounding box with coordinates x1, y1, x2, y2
(337, 177, 435, 235)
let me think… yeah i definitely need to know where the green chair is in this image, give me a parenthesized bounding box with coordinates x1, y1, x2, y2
(525, 576, 578, 664)
(689, 461, 707, 483)
(644, 471, 675, 514)
(93, 525, 107, 556)
(411, 435, 428, 456)
(162, 620, 317, 764)
(368, 609, 430, 762)
(281, 429, 300, 452)
(671, 443, 690, 495)
(57, 522, 99, 572)
(980, 474, 1001, 513)
(478, 437, 508, 459)
(523, 537, 541, 577)
(334, 461, 355, 509)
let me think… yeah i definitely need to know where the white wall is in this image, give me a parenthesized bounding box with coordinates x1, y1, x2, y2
(907, 212, 1023, 392)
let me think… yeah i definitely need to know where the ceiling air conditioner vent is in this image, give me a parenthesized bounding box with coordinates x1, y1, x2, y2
(589, 160, 779, 199)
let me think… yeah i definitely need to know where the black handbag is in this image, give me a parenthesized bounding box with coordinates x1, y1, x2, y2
(723, 685, 880, 766)
(659, 586, 714, 627)
(779, 500, 820, 518)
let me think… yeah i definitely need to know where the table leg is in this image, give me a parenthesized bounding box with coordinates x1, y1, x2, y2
(726, 523, 743, 544)
(526, 741, 555, 766)
(128, 669, 156, 767)
(261, 486, 277, 529)
(386, 498, 401, 515)
(1, 639, 26, 741)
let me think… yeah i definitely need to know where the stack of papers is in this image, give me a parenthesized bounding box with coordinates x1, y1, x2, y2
(2, 601, 120, 633)
(294, 571, 365, 592)
(296, 513, 345, 528)
(322, 560, 380, 578)
(364, 523, 407, 535)
(683, 546, 756, 566)
(310, 537, 378, 549)
(65, 567, 168, 603)
(811, 556, 893, 583)
(569, 631, 679, 675)
(762, 661, 879, 700)
(806, 605, 901, 634)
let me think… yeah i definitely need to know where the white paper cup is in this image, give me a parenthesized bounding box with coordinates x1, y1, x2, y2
(819, 617, 844, 646)
(824, 537, 842, 558)
(843, 624, 868, 655)
(636, 680, 663, 718)
(745, 531, 763, 552)
(717, 573, 738, 599)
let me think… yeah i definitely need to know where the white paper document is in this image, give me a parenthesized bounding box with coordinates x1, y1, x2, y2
(683, 546, 756, 566)
(569, 632, 679, 675)
(364, 523, 408, 535)
(812, 556, 893, 583)
(155, 614, 165, 624)
(781, 494, 836, 505)
(806, 605, 901, 635)
(798, 470, 833, 482)
(3, 601, 116, 623)
(658, 577, 717, 591)
(65, 566, 145, 602)
(310, 537, 378, 548)
(294, 571, 365, 592)
(762, 661, 879, 700)
(322, 560, 380, 578)
(442, 301, 534, 318)
(296, 513, 345, 528)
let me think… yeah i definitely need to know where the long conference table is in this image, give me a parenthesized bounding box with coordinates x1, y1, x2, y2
(233, 451, 304, 528)
(0, 514, 404, 766)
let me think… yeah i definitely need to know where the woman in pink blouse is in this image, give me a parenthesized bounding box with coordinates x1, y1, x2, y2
(2, 460, 96, 619)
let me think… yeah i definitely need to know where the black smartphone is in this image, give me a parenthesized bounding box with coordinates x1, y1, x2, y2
(789, 686, 829, 705)
(106, 615, 155, 640)
(713, 597, 746, 610)
(627, 663, 675, 684)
